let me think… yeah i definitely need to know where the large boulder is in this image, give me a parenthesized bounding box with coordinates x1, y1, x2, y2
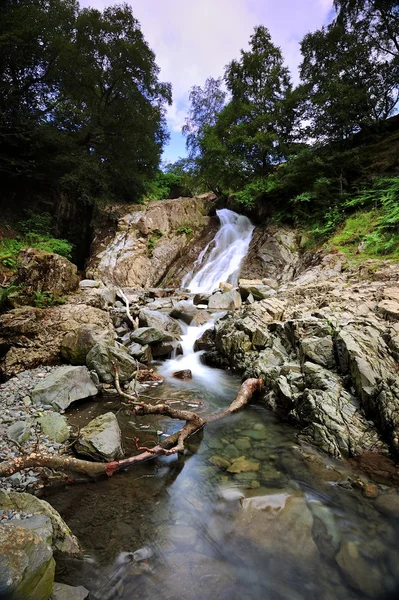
(14, 248, 78, 297)
(131, 327, 175, 345)
(0, 516, 55, 600)
(86, 343, 137, 383)
(208, 290, 242, 310)
(61, 324, 114, 365)
(32, 366, 98, 410)
(0, 304, 112, 379)
(139, 309, 182, 336)
(75, 412, 123, 461)
(169, 300, 200, 325)
(0, 490, 80, 556)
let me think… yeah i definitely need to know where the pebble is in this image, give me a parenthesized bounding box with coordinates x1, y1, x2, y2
(0, 365, 70, 493)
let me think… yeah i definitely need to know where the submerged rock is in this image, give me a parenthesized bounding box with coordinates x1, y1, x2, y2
(75, 412, 124, 461)
(173, 369, 192, 380)
(32, 366, 98, 410)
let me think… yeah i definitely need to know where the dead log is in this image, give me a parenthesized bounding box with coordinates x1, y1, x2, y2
(0, 378, 263, 480)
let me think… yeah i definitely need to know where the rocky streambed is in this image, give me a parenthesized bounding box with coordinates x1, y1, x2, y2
(1, 197, 399, 599)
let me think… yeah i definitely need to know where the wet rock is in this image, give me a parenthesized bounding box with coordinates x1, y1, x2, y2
(151, 343, 175, 358)
(61, 325, 113, 365)
(75, 412, 124, 461)
(32, 366, 98, 410)
(0, 517, 55, 600)
(51, 582, 89, 600)
(362, 483, 378, 499)
(374, 492, 399, 518)
(170, 300, 199, 325)
(193, 327, 215, 352)
(193, 293, 210, 306)
(86, 343, 137, 383)
(234, 438, 252, 451)
(172, 369, 192, 380)
(336, 540, 385, 598)
(139, 309, 182, 336)
(236, 493, 319, 565)
(209, 456, 231, 469)
(131, 327, 175, 345)
(8, 420, 31, 444)
(37, 412, 70, 443)
(208, 290, 242, 310)
(227, 457, 260, 473)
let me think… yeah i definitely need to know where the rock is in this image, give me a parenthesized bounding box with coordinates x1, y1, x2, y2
(300, 336, 335, 369)
(238, 278, 277, 300)
(37, 412, 70, 443)
(208, 290, 242, 310)
(172, 369, 192, 380)
(127, 342, 153, 363)
(193, 293, 210, 306)
(0, 303, 112, 379)
(51, 582, 89, 600)
(14, 248, 78, 297)
(170, 300, 199, 325)
(362, 483, 378, 499)
(131, 327, 175, 345)
(8, 420, 31, 444)
(32, 366, 98, 410)
(219, 282, 234, 292)
(86, 195, 216, 288)
(336, 540, 385, 598)
(139, 309, 182, 336)
(151, 342, 175, 358)
(375, 492, 399, 518)
(227, 457, 260, 473)
(79, 280, 102, 289)
(75, 412, 124, 461)
(0, 518, 55, 600)
(60, 325, 113, 365)
(209, 456, 231, 469)
(240, 227, 299, 283)
(377, 299, 399, 321)
(193, 328, 215, 352)
(234, 438, 251, 451)
(236, 493, 319, 566)
(86, 343, 137, 383)
(0, 490, 80, 556)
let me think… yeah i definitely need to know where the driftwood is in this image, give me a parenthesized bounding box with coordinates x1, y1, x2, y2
(0, 378, 263, 480)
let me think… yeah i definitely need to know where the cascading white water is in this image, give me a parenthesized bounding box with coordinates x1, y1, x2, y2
(160, 209, 254, 387)
(181, 208, 254, 293)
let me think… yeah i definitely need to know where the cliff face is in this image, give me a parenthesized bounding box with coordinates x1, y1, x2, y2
(86, 194, 216, 288)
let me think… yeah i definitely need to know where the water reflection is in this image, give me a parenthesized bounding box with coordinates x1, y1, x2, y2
(47, 370, 399, 600)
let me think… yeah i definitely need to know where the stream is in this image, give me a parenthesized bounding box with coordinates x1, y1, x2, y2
(45, 210, 399, 599)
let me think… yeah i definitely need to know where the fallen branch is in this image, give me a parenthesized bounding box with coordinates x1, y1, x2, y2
(0, 378, 263, 480)
(116, 287, 137, 328)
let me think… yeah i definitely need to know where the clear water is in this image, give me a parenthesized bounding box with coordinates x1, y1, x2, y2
(181, 208, 254, 292)
(47, 364, 399, 600)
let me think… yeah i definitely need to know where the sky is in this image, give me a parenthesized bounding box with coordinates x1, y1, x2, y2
(80, 0, 335, 163)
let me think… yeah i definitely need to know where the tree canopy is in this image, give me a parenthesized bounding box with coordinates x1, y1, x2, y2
(0, 0, 171, 205)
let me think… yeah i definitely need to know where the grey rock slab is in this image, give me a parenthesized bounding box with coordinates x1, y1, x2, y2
(79, 279, 102, 289)
(131, 327, 175, 345)
(139, 308, 182, 335)
(170, 300, 200, 325)
(300, 336, 336, 369)
(32, 366, 98, 410)
(75, 412, 124, 461)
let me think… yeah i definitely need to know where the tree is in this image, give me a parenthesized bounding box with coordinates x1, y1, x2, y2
(299, 21, 399, 142)
(0, 1, 171, 205)
(222, 25, 295, 178)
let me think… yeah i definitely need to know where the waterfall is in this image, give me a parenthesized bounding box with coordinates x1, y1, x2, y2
(182, 208, 254, 293)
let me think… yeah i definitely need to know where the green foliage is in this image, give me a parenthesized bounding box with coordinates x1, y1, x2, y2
(176, 226, 192, 235)
(147, 229, 163, 255)
(145, 171, 184, 200)
(0, 285, 22, 311)
(32, 291, 66, 308)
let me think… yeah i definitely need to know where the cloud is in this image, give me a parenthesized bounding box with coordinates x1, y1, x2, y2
(80, 0, 334, 159)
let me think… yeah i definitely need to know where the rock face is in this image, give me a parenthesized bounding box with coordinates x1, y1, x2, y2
(203, 259, 399, 458)
(240, 227, 299, 282)
(86, 195, 216, 288)
(75, 412, 124, 461)
(0, 303, 112, 379)
(32, 366, 98, 410)
(14, 248, 79, 297)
